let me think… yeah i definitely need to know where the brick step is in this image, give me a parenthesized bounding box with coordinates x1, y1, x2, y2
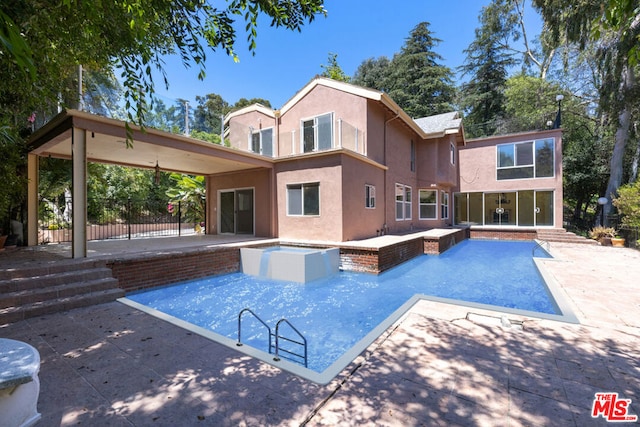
(0, 288, 125, 325)
(0, 268, 114, 294)
(0, 277, 119, 309)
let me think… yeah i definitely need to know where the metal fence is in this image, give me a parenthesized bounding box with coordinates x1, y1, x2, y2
(39, 197, 205, 244)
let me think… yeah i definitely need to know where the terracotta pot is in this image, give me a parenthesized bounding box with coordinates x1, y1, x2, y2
(599, 237, 612, 246)
(611, 237, 625, 247)
(0, 235, 7, 249)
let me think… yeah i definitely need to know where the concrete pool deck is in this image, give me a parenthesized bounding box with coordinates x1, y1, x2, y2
(1, 241, 639, 426)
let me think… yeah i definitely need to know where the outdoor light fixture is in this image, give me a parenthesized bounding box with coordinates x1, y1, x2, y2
(154, 161, 161, 185)
(597, 197, 608, 226)
(553, 94, 564, 129)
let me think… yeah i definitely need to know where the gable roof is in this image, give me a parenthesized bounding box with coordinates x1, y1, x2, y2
(225, 77, 465, 142)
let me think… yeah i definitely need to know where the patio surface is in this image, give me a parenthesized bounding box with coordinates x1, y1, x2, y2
(1, 240, 639, 426)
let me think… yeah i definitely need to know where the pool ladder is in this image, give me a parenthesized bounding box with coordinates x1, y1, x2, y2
(236, 308, 308, 368)
(532, 239, 550, 256)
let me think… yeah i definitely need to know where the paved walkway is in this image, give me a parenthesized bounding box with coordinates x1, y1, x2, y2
(1, 242, 639, 426)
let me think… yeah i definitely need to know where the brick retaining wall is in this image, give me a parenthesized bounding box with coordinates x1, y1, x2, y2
(470, 229, 536, 241)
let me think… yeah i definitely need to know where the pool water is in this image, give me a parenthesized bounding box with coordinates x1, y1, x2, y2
(127, 239, 555, 373)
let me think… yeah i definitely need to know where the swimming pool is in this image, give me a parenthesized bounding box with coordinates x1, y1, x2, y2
(122, 239, 573, 383)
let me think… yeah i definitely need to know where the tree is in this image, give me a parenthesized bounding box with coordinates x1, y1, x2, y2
(320, 52, 350, 82)
(194, 93, 230, 134)
(385, 22, 456, 118)
(351, 56, 391, 91)
(533, 0, 640, 221)
(230, 98, 272, 111)
(613, 180, 640, 227)
(459, 1, 518, 137)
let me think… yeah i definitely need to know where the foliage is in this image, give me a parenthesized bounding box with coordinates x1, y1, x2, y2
(194, 93, 230, 134)
(0, 125, 28, 232)
(502, 74, 562, 132)
(166, 173, 206, 223)
(385, 22, 456, 118)
(191, 130, 224, 145)
(613, 180, 640, 227)
(588, 225, 616, 239)
(320, 52, 350, 82)
(351, 56, 391, 91)
(458, 1, 518, 138)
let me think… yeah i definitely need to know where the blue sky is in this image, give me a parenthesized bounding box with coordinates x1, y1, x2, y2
(154, 0, 542, 109)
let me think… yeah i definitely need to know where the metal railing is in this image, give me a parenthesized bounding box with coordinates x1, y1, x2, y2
(38, 197, 205, 244)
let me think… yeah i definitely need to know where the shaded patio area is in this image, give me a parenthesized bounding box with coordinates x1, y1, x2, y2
(1, 241, 639, 425)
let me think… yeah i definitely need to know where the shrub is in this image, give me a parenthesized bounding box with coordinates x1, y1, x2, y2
(589, 226, 616, 240)
(613, 181, 640, 228)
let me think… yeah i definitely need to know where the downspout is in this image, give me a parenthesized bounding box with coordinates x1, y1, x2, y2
(383, 112, 400, 234)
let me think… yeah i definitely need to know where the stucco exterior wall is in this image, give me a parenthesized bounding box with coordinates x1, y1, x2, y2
(227, 110, 277, 153)
(206, 168, 273, 237)
(457, 129, 563, 227)
(275, 154, 344, 241)
(278, 85, 368, 156)
(340, 155, 386, 241)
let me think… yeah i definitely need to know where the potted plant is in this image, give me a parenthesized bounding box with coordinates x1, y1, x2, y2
(589, 226, 616, 246)
(611, 234, 626, 247)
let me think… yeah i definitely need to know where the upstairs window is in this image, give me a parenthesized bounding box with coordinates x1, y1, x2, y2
(450, 142, 456, 165)
(497, 138, 554, 180)
(302, 113, 333, 153)
(410, 140, 416, 172)
(250, 128, 273, 157)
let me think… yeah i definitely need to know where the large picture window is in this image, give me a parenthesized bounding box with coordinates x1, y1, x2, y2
(287, 183, 320, 216)
(396, 184, 412, 220)
(419, 189, 437, 219)
(302, 113, 333, 153)
(497, 138, 554, 180)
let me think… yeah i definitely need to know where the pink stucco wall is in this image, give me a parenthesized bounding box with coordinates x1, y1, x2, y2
(457, 129, 563, 227)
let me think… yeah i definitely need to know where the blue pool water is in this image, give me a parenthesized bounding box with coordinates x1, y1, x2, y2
(127, 239, 554, 373)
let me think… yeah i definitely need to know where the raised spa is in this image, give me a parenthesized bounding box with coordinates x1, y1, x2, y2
(240, 246, 340, 283)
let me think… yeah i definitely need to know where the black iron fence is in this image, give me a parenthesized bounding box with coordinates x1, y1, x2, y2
(39, 197, 205, 244)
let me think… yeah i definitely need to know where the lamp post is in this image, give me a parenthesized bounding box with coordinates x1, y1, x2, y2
(553, 94, 564, 129)
(597, 197, 608, 226)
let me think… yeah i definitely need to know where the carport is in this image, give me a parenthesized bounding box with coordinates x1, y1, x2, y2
(26, 109, 274, 258)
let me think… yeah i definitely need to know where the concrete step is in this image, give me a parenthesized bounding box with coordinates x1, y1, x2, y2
(0, 259, 123, 325)
(0, 277, 119, 309)
(0, 288, 125, 325)
(536, 229, 597, 245)
(0, 268, 114, 294)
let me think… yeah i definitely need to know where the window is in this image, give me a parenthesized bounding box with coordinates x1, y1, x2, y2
(410, 140, 416, 172)
(395, 184, 412, 220)
(450, 142, 456, 165)
(497, 138, 555, 180)
(441, 191, 449, 219)
(301, 113, 333, 153)
(365, 184, 376, 209)
(287, 183, 320, 216)
(249, 128, 273, 157)
(419, 190, 437, 219)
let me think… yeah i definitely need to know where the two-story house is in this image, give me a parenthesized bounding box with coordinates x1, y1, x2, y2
(209, 77, 465, 242)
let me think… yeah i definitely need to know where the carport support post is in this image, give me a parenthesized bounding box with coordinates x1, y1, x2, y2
(26, 154, 39, 246)
(71, 127, 87, 258)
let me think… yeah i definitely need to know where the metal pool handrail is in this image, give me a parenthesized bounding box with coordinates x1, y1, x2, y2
(532, 239, 550, 256)
(236, 308, 308, 368)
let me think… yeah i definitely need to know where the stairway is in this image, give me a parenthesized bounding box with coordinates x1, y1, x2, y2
(536, 228, 597, 245)
(0, 259, 124, 325)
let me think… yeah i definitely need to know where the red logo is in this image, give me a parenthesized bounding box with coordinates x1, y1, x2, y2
(592, 392, 638, 422)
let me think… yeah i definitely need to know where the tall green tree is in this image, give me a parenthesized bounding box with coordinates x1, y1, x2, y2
(386, 22, 456, 118)
(351, 56, 391, 91)
(194, 93, 230, 134)
(459, 1, 518, 137)
(534, 0, 640, 220)
(320, 52, 350, 82)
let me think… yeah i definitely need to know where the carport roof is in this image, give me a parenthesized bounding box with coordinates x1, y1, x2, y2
(27, 109, 273, 175)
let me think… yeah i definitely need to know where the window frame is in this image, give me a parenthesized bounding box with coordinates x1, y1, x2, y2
(450, 142, 456, 165)
(286, 182, 320, 216)
(496, 138, 555, 181)
(300, 112, 334, 153)
(441, 191, 449, 220)
(249, 127, 274, 157)
(365, 184, 376, 209)
(419, 189, 438, 220)
(395, 183, 412, 221)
